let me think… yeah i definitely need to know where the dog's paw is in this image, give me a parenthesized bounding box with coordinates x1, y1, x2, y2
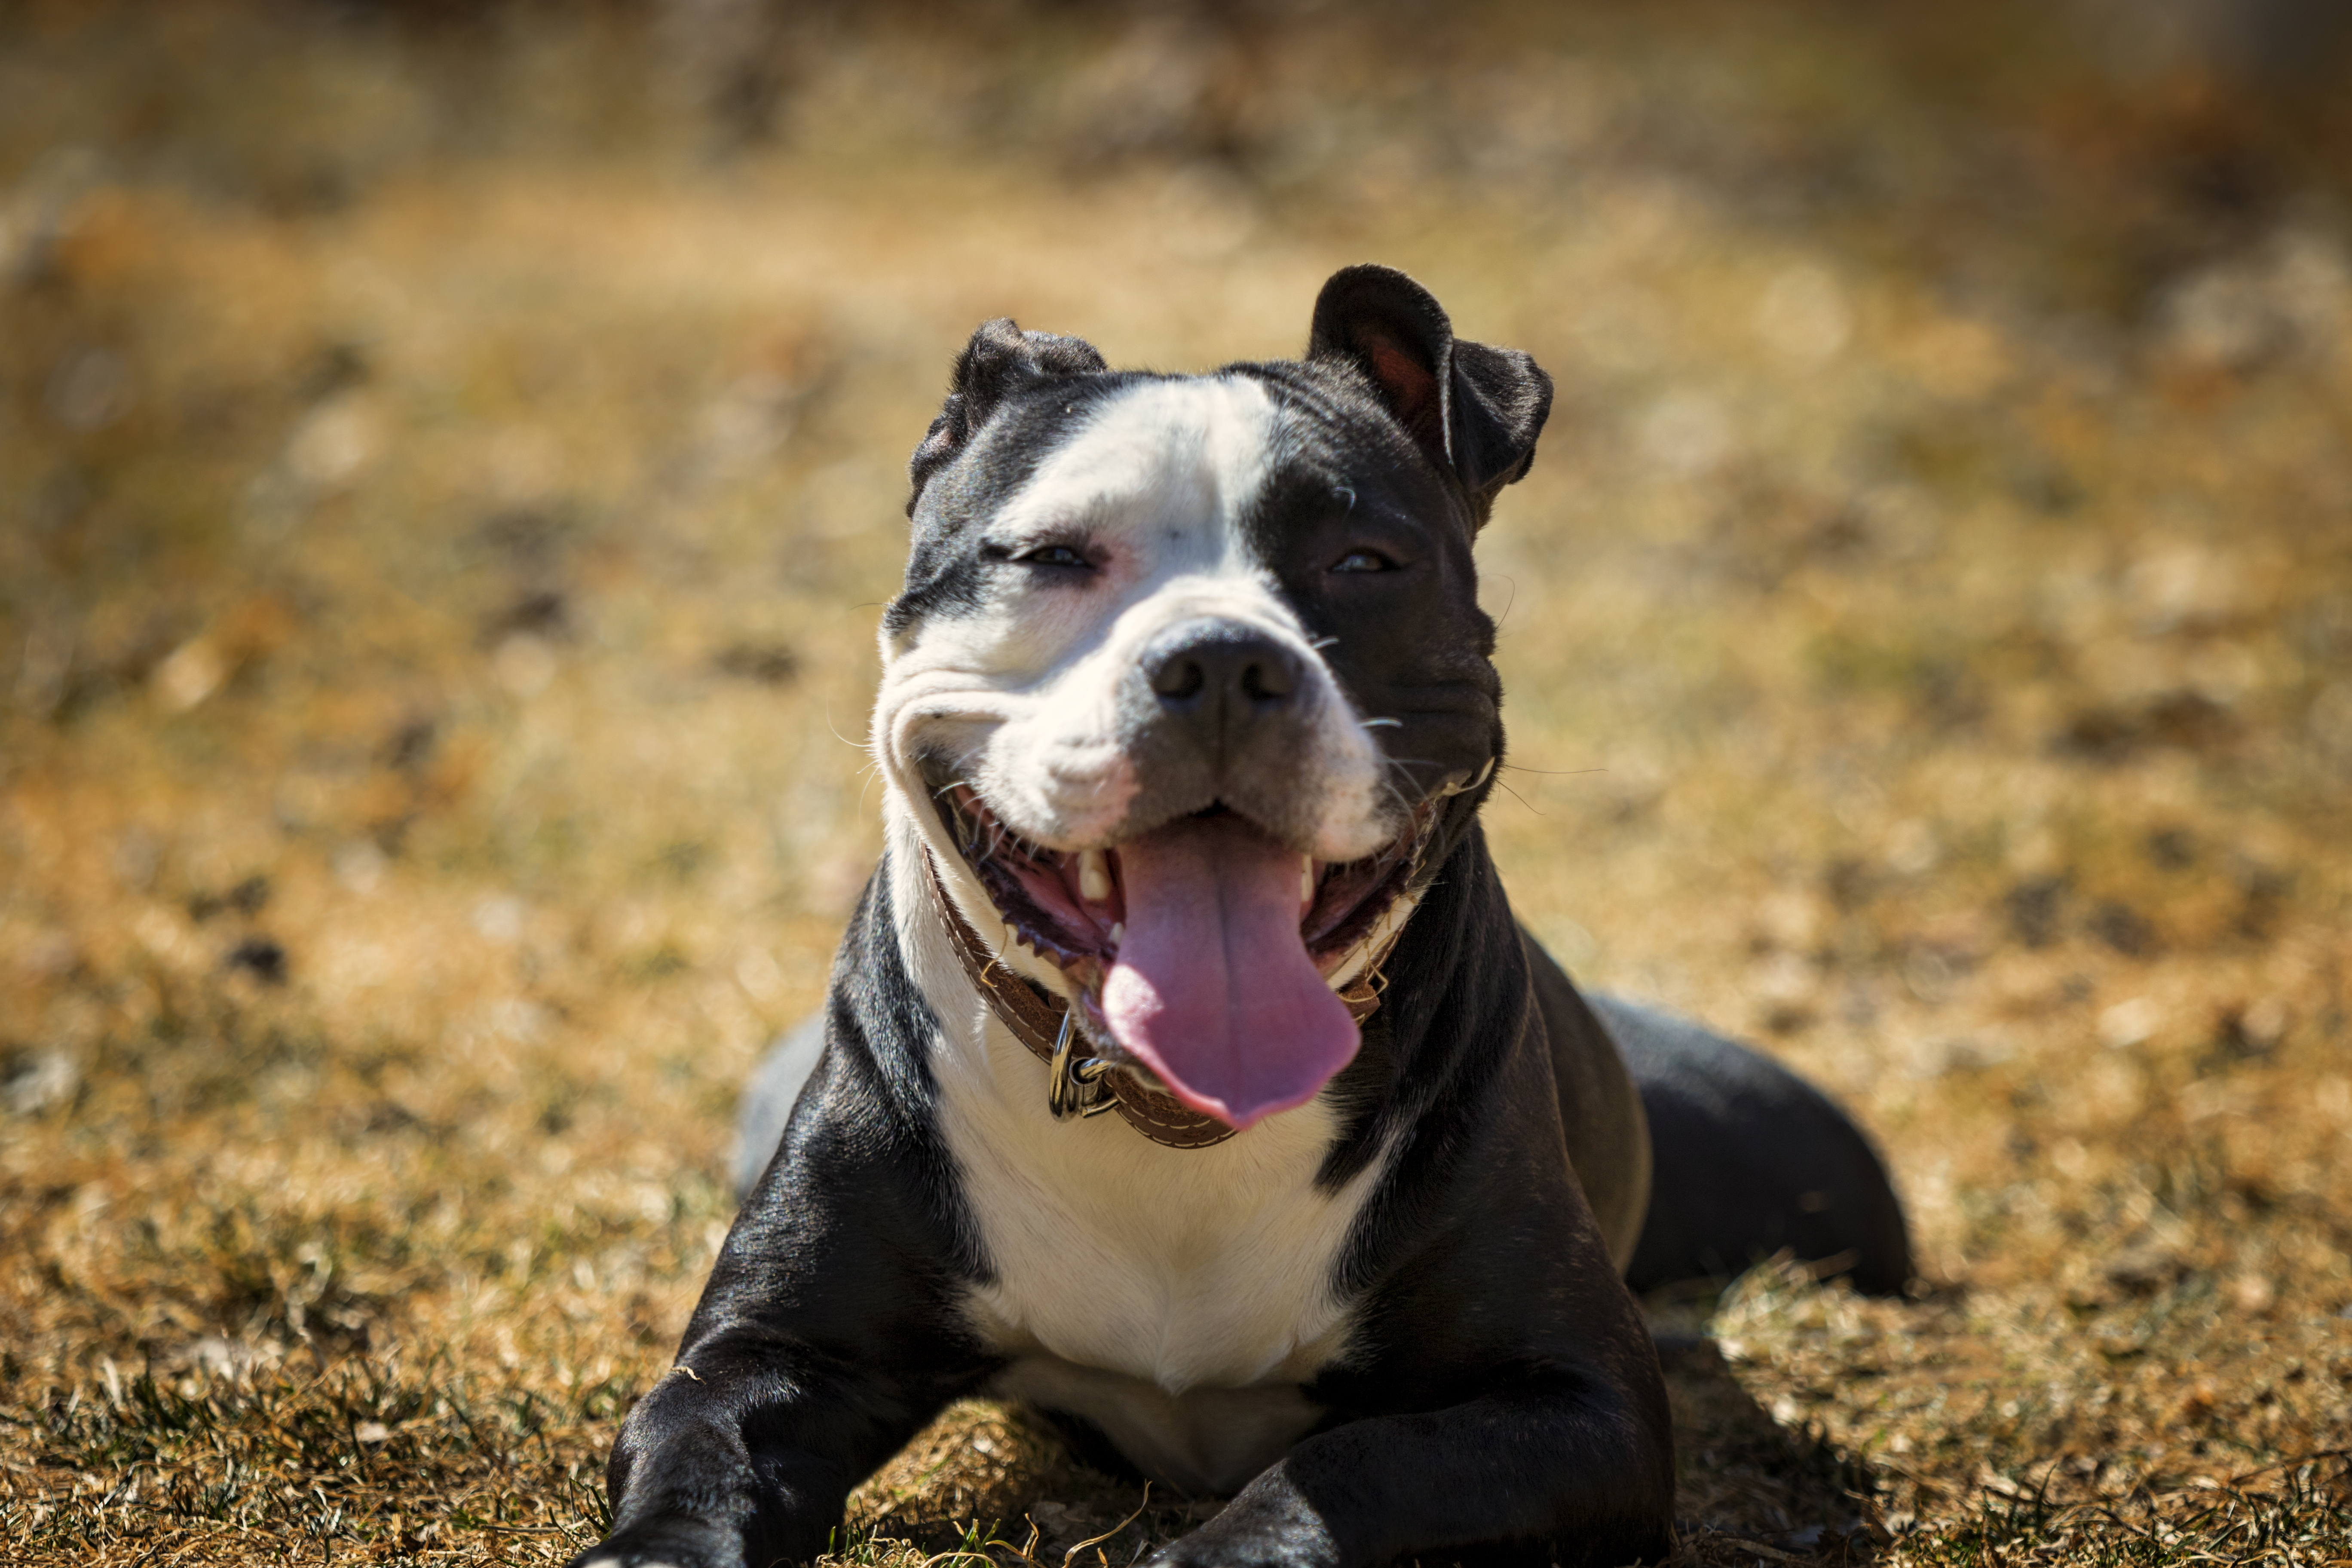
(1143, 1491, 1341, 1568)
(1147, 1537, 1331, 1568)
(563, 1518, 742, 1568)
(564, 1551, 703, 1568)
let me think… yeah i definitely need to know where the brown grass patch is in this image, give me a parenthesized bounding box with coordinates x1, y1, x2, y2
(3, 3, 2349, 1565)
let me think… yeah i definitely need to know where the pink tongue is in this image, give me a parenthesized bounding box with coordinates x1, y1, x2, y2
(1100, 815, 1360, 1129)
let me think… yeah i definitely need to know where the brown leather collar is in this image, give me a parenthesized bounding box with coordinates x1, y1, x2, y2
(921, 849, 1387, 1151)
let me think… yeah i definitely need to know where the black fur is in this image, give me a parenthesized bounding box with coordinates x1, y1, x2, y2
(1305, 265, 1553, 519)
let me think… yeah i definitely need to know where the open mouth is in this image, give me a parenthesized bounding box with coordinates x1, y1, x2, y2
(930, 778, 1431, 1128)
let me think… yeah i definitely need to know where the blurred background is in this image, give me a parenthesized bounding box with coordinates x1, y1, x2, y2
(3, 2, 2350, 1564)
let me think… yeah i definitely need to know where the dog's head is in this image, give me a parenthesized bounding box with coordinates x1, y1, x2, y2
(873, 265, 1551, 1129)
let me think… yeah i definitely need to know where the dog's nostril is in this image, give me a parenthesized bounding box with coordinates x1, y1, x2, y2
(1153, 656, 1208, 702)
(1239, 656, 1293, 704)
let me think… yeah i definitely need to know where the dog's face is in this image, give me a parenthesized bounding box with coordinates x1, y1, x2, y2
(873, 266, 1551, 1129)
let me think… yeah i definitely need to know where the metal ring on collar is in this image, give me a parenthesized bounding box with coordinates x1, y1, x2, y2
(1045, 1012, 1119, 1120)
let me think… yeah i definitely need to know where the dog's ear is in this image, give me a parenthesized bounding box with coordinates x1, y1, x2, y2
(907, 318, 1107, 516)
(1306, 265, 1553, 523)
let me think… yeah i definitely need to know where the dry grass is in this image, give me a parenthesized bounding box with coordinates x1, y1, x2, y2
(3, 3, 2349, 1564)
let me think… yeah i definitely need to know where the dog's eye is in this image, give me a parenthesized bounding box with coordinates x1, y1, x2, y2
(1332, 549, 1396, 573)
(1015, 543, 1092, 570)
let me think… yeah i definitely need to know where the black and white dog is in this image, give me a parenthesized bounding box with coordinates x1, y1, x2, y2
(573, 266, 1908, 1568)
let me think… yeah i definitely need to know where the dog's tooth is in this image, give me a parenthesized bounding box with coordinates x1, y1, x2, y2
(1078, 848, 1111, 903)
(1109, 921, 1124, 947)
(1301, 856, 1316, 909)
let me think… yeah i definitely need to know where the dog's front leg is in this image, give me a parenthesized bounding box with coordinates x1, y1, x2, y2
(1151, 1379, 1675, 1568)
(574, 1328, 965, 1568)
(573, 1037, 998, 1568)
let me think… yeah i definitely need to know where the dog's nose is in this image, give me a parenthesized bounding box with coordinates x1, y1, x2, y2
(1143, 621, 1302, 749)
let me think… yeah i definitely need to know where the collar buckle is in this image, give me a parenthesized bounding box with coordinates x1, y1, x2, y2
(1045, 1012, 1121, 1120)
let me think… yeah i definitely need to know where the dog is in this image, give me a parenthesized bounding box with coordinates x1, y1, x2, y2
(571, 265, 1908, 1568)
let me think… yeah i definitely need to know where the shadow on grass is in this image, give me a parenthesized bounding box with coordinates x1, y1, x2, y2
(1651, 1325, 1884, 1567)
(827, 1326, 1890, 1568)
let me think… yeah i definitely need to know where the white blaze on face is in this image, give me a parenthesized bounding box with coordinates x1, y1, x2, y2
(874, 374, 1391, 864)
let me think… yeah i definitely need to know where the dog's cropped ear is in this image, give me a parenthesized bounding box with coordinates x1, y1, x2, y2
(1306, 265, 1553, 523)
(906, 318, 1107, 516)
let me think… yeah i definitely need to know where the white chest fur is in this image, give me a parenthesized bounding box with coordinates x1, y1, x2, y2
(940, 1061, 1373, 1376)
(937, 1067, 1381, 1491)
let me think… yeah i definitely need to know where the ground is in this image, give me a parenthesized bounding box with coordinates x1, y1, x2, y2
(2, 3, 2349, 1565)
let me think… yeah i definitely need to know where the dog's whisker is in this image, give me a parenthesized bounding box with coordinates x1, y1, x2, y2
(822, 698, 864, 751)
(1491, 776, 1543, 815)
(1373, 771, 1449, 808)
(1372, 775, 1424, 824)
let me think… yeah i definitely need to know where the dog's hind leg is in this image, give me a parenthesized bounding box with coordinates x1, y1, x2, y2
(732, 1014, 826, 1200)
(1590, 994, 1913, 1297)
